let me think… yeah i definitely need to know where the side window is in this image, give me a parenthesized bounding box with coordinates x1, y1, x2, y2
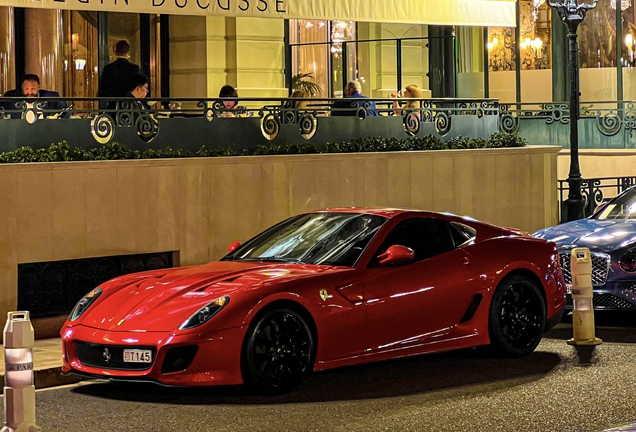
(376, 218, 456, 263)
(450, 222, 477, 247)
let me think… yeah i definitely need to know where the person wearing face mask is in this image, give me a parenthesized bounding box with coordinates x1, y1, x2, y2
(1, 74, 68, 119)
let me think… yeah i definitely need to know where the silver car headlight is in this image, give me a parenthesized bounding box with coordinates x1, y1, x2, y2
(69, 288, 102, 321)
(179, 296, 230, 330)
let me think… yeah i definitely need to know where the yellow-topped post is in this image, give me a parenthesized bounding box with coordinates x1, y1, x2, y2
(567, 247, 602, 346)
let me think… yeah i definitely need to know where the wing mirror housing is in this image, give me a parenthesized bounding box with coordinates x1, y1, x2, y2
(377, 245, 415, 265)
(228, 241, 242, 253)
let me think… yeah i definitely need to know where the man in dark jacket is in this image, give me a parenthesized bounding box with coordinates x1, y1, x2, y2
(98, 40, 140, 109)
(0, 74, 68, 119)
(332, 80, 379, 117)
(117, 73, 150, 126)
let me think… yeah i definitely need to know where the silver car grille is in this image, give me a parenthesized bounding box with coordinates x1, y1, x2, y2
(559, 252, 610, 286)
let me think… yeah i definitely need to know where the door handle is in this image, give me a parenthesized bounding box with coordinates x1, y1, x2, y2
(460, 257, 471, 266)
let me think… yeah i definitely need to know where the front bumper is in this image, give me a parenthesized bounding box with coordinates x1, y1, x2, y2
(61, 324, 247, 386)
(565, 281, 636, 310)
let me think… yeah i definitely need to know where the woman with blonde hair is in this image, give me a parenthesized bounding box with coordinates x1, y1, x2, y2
(391, 84, 424, 117)
(290, 89, 310, 110)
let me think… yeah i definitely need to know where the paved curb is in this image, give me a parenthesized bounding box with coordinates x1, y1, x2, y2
(0, 367, 86, 390)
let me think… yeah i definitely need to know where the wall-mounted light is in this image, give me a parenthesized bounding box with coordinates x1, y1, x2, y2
(71, 33, 80, 51)
(75, 59, 86, 70)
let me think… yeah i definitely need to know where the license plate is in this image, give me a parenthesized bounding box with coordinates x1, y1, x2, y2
(123, 349, 152, 363)
(566, 284, 572, 294)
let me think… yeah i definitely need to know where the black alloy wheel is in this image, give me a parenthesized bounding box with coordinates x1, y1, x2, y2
(488, 275, 546, 358)
(243, 308, 315, 394)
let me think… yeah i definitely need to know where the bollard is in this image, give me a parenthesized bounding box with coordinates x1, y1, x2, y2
(567, 248, 603, 347)
(1, 312, 41, 432)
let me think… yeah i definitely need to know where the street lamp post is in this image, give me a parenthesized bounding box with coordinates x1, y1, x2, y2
(548, 0, 598, 221)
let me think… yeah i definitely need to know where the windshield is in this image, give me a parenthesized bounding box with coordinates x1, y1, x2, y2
(593, 188, 636, 220)
(222, 212, 387, 267)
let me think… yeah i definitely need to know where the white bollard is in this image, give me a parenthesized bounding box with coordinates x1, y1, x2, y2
(567, 248, 603, 347)
(1, 312, 41, 432)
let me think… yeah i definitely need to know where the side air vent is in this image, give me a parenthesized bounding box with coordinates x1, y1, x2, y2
(161, 346, 199, 374)
(460, 294, 483, 323)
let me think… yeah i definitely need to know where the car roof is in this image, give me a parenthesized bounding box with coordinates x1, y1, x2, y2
(306, 207, 456, 219)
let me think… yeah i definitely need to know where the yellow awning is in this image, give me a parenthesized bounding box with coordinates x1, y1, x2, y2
(9, 0, 516, 27)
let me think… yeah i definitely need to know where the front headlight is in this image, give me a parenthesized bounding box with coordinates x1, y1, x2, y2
(69, 288, 102, 321)
(620, 250, 636, 272)
(179, 296, 230, 330)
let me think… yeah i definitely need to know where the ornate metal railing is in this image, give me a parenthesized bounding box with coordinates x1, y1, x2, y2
(558, 176, 636, 222)
(498, 101, 636, 148)
(0, 96, 499, 153)
(17, 252, 174, 319)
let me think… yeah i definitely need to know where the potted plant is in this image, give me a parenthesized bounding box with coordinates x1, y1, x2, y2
(291, 73, 322, 97)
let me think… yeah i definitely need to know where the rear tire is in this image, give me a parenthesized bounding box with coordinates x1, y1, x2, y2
(242, 308, 315, 394)
(488, 275, 546, 358)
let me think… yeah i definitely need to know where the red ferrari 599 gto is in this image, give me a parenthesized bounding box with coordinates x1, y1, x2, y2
(61, 208, 566, 393)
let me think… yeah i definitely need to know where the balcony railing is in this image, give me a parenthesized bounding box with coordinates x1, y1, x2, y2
(498, 101, 636, 148)
(0, 96, 499, 153)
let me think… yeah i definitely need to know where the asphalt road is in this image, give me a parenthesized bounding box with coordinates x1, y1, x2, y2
(6, 311, 636, 432)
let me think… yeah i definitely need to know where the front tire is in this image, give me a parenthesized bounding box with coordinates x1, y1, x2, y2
(243, 308, 315, 394)
(488, 275, 546, 358)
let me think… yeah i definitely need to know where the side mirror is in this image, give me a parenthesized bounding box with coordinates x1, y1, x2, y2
(228, 241, 241, 253)
(377, 245, 415, 265)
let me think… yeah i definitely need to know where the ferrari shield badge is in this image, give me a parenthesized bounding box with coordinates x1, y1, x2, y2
(319, 289, 328, 301)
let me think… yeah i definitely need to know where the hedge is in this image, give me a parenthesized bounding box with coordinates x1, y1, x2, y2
(0, 132, 526, 163)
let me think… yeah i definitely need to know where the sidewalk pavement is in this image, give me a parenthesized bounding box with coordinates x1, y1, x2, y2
(0, 338, 83, 389)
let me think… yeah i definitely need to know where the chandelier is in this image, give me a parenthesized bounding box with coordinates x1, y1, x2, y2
(610, 0, 632, 11)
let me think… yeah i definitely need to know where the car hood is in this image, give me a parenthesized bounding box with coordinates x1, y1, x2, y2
(534, 218, 636, 253)
(79, 261, 345, 332)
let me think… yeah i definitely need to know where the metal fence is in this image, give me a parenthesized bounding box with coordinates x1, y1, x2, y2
(558, 176, 636, 222)
(0, 96, 500, 153)
(498, 101, 636, 149)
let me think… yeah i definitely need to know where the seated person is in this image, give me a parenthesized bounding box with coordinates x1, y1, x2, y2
(218, 85, 247, 117)
(126, 73, 150, 107)
(332, 80, 379, 117)
(282, 89, 310, 123)
(0, 74, 68, 119)
(391, 84, 424, 118)
(289, 89, 310, 110)
(117, 73, 150, 125)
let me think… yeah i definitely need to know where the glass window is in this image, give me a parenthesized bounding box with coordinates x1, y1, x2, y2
(377, 218, 456, 263)
(593, 187, 636, 219)
(520, 0, 552, 103)
(223, 213, 387, 267)
(487, 25, 516, 103)
(578, 0, 618, 102)
(457, 26, 485, 98)
(290, 19, 356, 97)
(622, 2, 636, 101)
(330, 20, 356, 97)
(290, 19, 330, 97)
(62, 11, 98, 109)
(149, 14, 161, 98)
(450, 222, 477, 247)
(0, 7, 15, 95)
